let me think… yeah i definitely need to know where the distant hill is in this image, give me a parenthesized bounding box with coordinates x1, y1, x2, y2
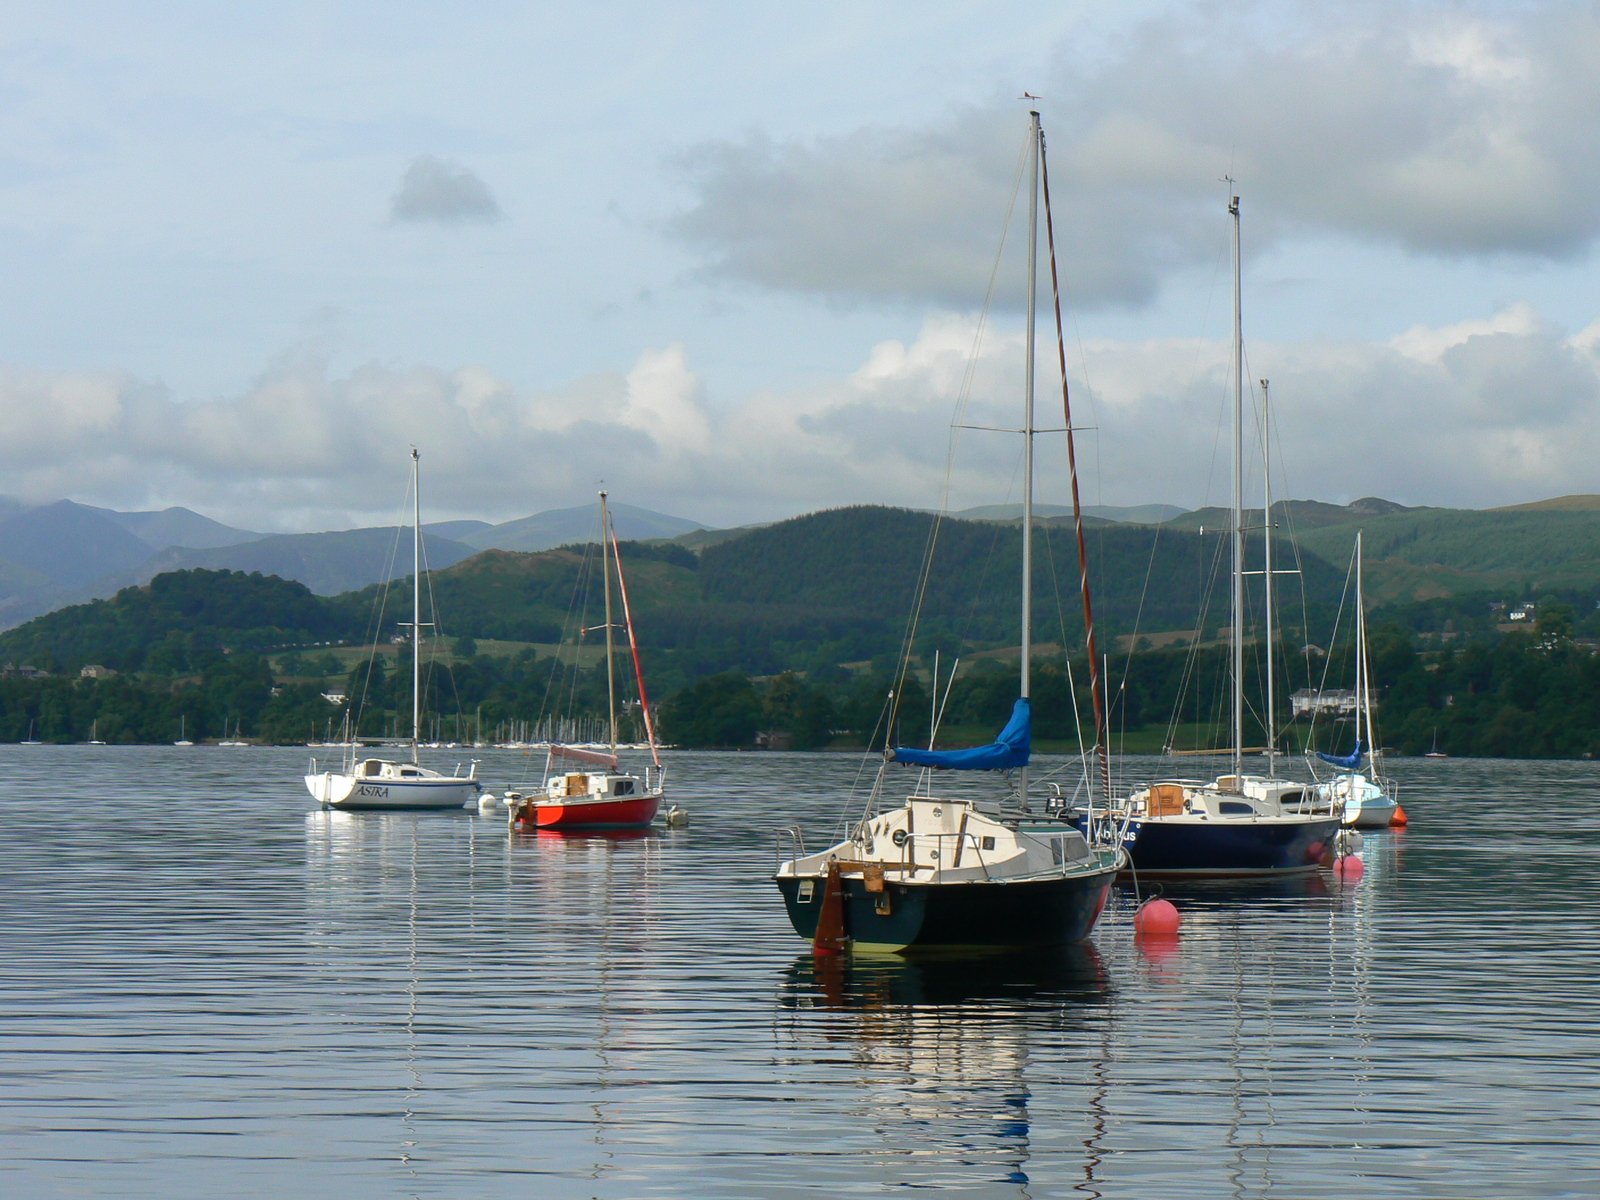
(957, 502, 1188, 524)
(1490, 494, 1600, 513)
(0, 496, 706, 631)
(461, 501, 707, 552)
(94, 505, 264, 550)
(124, 528, 481, 597)
(0, 501, 157, 588)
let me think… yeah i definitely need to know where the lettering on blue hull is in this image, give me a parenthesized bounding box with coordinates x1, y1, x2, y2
(356, 785, 391, 799)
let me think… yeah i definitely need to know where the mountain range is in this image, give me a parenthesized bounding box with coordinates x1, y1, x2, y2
(0, 496, 705, 631)
(3, 490, 1599, 636)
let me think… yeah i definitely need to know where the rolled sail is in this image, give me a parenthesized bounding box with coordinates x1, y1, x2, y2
(891, 697, 1031, 771)
(1316, 740, 1363, 769)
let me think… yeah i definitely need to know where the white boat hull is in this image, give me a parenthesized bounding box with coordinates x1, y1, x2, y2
(305, 757, 480, 810)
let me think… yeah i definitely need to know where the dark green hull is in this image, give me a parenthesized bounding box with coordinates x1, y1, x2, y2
(775, 862, 1117, 952)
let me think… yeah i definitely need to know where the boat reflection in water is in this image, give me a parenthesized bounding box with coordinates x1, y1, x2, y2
(780, 946, 1113, 1193)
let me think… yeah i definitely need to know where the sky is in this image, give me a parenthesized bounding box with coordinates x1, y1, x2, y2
(2, 0, 1599, 534)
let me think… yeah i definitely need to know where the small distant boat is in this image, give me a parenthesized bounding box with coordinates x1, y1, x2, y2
(173, 715, 193, 747)
(304, 449, 481, 810)
(88, 720, 107, 746)
(218, 719, 248, 747)
(508, 492, 665, 831)
(1310, 533, 1404, 829)
(21, 719, 41, 746)
(1424, 728, 1448, 758)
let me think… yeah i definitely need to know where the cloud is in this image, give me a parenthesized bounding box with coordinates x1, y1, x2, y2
(4, 295, 1600, 532)
(667, 3, 1600, 311)
(389, 154, 504, 225)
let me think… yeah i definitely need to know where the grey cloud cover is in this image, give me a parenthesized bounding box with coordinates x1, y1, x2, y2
(390, 154, 504, 225)
(668, 4, 1600, 311)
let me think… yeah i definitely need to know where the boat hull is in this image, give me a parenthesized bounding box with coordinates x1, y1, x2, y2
(513, 792, 661, 831)
(774, 862, 1117, 953)
(304, 772, 480, 810)
(1114, 814, 1341, 876)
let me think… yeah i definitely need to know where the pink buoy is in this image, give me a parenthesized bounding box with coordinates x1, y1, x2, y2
(1333, 853, 1365, 883)
(1134, 896, 1181, 936)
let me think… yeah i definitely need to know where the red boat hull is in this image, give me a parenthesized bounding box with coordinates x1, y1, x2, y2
(514, 792, 661, 831)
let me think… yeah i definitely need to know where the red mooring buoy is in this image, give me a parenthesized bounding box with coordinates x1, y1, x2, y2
(1134, 896, 1181, 936)
(1389, 804, 1409, 827)
(1333, 853, 1366, 883)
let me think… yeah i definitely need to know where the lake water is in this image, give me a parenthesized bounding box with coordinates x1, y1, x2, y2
(3, 746, 1599, 1198)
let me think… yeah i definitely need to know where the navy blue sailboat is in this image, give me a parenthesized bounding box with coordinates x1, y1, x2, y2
(1085, 194, 1341, 876)
(774, 112, 1124, 953)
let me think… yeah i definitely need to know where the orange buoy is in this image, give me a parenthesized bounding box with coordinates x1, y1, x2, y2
(1134, 896, 1181, 936)
(1389, 805, 1408, 827)
(1333, 853, 1365, 883)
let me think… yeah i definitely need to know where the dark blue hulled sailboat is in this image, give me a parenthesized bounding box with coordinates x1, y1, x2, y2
(774, 112, 1124, 954)
(1085, 195, 1341, 876)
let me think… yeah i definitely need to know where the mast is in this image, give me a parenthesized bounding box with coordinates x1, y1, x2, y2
(1020, 109, 1040, 808)
(600, 490, 619, 755)
(411, 447, 422, 763)
(1262, 376, 1276, 777)
(1229, 193, 1244, 780)
(1039, 113, 1111, 799)
(609, 518, 662, 769)
(1357, 530, 1373, 773)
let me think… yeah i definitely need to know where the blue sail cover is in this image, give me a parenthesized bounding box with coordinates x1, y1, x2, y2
(1316, 740, 1363, 769)
(891, 697, 1031, 771)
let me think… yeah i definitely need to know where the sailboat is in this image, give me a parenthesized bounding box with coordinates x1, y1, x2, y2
(88, 720, 106, 746)
(773, 111, 1124, 953)
(21, 719, 41, 745)
(1310, 532, 1405, 828)
(1093, 192, 1343, 876)
(304, 449, 482, 810)
(173, 715, 193, 747)
(506, 491, 666, 830)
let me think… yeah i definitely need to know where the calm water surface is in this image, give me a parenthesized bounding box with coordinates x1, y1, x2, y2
(3, 746, 1599, 1198)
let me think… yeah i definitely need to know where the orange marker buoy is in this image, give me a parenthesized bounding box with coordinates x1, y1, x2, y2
(1333, 853, 1365, 883)
(1389, 805, 1408, 827)
(1134, 896, 1181, 936)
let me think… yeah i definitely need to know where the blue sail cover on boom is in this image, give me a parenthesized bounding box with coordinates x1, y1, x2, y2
(890, 697, 1031, 771)
(1316, 740, 1363, 770)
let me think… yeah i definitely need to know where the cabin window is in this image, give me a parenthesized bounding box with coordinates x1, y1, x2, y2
(1219, 801, 1253, 815)
(981, 836, 996, 851)
(797, 880, 815, 903)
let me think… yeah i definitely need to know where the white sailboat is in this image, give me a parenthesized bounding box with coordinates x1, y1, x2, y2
(173, 715, 193, 747)
(773, 111, 1124, 953)
(1311, 531, 1406, 828)
(304, 449, 481, 810)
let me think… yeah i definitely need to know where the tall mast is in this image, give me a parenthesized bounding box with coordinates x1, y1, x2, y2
(600, 490, 619, 755)
(1039, 112, 1111, 800)
(1229, 193, 1244, 780)
(411, 447, 422, 763)
(1357, 530, 1372, 771)
(1020, 109, 1040, 807)
(1262, 376, 1276, 777)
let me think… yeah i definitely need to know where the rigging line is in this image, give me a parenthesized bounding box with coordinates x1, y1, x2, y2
(350, 472, 414, 740)
(1308, 542, 1356, 754)
(884, 121, 1032, 743)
